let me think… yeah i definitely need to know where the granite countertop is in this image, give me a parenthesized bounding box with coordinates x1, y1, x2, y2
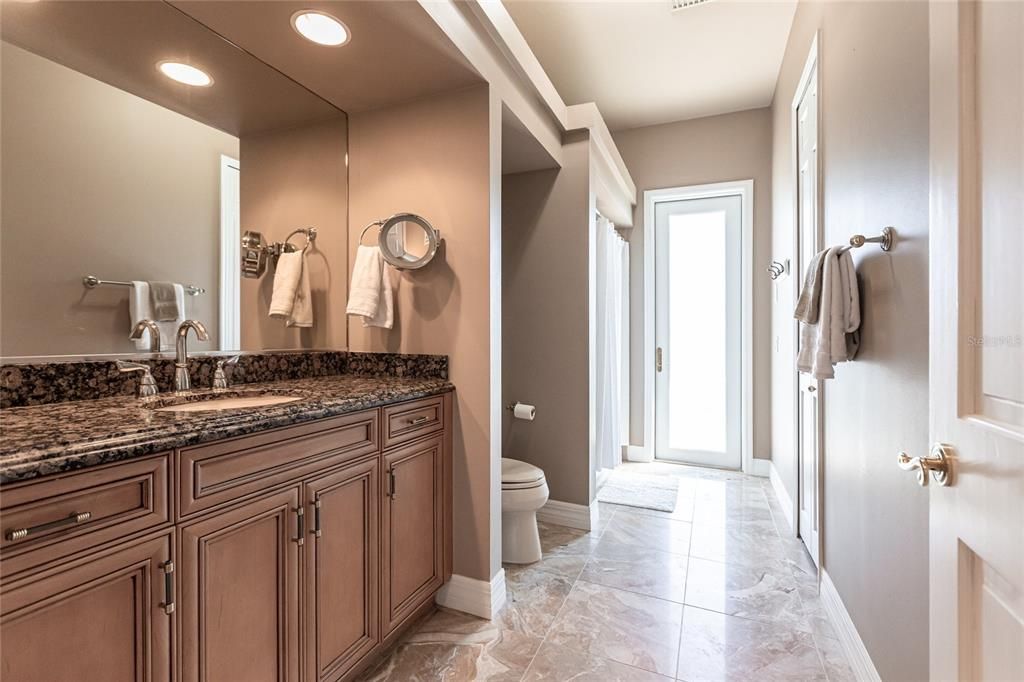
(0, 374, 454, 484)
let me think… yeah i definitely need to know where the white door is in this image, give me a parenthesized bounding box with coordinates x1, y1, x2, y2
(929, 2, 1024, 680)
(795, 53, 822, 566)
(654, 195, 742, 469)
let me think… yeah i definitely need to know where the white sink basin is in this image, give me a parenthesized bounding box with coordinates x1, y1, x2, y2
(151, 394, 304, 413)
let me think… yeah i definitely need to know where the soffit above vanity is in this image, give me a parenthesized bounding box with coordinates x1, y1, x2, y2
(0, 1, 341, 137)
(170, 1, 484, 113)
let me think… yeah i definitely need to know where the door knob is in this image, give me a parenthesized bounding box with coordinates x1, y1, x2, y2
(897, 443, 953, 487)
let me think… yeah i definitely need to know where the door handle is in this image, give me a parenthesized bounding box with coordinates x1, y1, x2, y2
(656, 347, 664, 373)
(387, 469, 397, 500)
(161, 561, 175, 615)
(312, 498, 322, 538)
(294, 506, 305, 545)
(807, 386, 816, 393)
(897, 444, 953, 487)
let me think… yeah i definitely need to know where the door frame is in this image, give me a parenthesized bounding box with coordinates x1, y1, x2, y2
(643, 179, 754, 473)
(219, 154, 240, 351)
(790, 32, 825, 563)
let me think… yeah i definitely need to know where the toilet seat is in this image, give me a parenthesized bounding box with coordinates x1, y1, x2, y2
(501, 458, 545, 490)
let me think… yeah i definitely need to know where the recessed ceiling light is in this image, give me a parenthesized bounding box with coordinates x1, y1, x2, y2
(291, 10, 350, 47)
(157, 61, 213, 87)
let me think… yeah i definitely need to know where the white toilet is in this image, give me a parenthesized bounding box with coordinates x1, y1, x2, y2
(501, 457, 549, 564)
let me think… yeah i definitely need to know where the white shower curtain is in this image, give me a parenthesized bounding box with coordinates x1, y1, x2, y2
(595, 214, 628, 473)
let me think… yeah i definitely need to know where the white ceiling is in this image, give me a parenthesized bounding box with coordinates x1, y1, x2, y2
(504, 0, 797, 131)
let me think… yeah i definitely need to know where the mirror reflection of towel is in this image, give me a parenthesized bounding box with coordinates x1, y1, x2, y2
(129, 281, 184, 352)
(269, 251, 313, 328)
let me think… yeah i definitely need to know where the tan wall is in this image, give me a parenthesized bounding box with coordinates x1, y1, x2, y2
(0, 42, 236, 357)
(612, 108, 774, 458)
(348, 86, 494, 581)
(239, 117, 349, 351)
(770, 2, 930, 679)
(502, 133, 592, 506)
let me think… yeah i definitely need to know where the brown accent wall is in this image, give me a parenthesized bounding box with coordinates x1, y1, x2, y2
(239, 117, 349, 351)
(612, 108, 774, 458)
(502, 133, 592, 506)
(0, 42, 237, 357)
(770, 2, 930, 679)
(348, 86, 493, 581)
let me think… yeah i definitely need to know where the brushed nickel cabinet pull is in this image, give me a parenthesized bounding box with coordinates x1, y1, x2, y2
(295, 507, 305, 546)
(162, 561, 175, 615)
(408, 415, 430, 425)
(5, 511, 92, 542)
(387, 469, 397, 500)
(313, 499, 322, 538)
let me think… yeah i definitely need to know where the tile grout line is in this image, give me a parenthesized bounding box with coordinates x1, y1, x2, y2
(517, 505, 616, 681)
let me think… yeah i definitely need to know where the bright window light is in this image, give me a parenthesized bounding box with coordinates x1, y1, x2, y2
(157, 62, 213, 87)
(291, 10, 350, 47)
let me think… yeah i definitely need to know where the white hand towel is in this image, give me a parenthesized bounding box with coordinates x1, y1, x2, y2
(269, 251, 313, 328)
(347, 245, 393, 329)
(796, 246, 843, 379)
(129, 281, 184, 352)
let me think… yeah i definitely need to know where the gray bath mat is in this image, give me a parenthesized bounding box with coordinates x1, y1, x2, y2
(597, 470, 679, 512)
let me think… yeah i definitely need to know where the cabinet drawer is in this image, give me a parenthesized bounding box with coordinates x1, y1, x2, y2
(0, 455, 171, 578)
(382, 396, 445, 449)
(178, 410, 379, 519)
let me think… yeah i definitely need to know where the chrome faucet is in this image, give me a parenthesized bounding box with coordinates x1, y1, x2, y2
(129, 319, 162, 353)
(174, 320, 209, 392)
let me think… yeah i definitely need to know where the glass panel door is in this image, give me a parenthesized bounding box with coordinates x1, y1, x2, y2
(654, 195, 742, 468)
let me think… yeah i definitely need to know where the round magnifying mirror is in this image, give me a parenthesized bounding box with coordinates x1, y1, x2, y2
(378, 213, 440, 270)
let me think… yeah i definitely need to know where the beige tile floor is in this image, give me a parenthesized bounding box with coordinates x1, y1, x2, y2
(359, 462, 857, 681)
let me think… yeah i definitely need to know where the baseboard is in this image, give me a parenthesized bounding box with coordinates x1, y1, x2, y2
(820, 570, 882, 682)
(747, 458, 771, 477)
(435, 569, 507, 620)
(769, 462, 795, 534)
(536, 498, 598, 531)
(625, 445, 653, 463)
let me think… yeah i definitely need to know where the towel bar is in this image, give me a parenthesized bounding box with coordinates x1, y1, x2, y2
(82, 275, 205, 296)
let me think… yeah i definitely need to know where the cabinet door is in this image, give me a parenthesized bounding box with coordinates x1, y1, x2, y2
(179, 487, 301, 682)
(0, 531, 173, 682)
(304, 457, 379, 681)
(382, 436, 444, 634)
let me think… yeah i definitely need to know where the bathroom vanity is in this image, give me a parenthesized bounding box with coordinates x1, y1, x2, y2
(0, 370, 453, 682)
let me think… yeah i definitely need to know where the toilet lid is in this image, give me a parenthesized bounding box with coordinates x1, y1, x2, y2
(501, 458, 545, 485)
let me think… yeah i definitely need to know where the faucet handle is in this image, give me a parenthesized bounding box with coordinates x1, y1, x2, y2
(212, 355, 241, 390)
(116, 360, 159, 398)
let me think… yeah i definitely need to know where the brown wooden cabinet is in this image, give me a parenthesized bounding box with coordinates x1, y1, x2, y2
(0, 394, 452, 682)
(0, 531, 173, 682)
(178, 486, 302, 682)
(304, 456, 380, 681)
(381, 435, 445, 635)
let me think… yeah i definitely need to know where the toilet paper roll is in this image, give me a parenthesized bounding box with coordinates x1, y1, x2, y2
(512, 402, 536, 421)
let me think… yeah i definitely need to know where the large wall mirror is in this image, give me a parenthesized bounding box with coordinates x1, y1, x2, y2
(0, 2, 350, 359)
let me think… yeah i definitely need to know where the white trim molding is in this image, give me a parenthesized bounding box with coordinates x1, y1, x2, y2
(435, 569, 507, 620)
(625, 445, 653, 463)
(748, 458, 771, 478)
(769, 461, 795, 535)
(536, 499, 599, 531)
(820, 570, 882, 682)
(643, 180, 755, 474)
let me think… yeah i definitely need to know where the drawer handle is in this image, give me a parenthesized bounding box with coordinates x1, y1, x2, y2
(6, 511, 92, 542)
(162, 561, 175, 615)
(408, 415, 430, 425)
